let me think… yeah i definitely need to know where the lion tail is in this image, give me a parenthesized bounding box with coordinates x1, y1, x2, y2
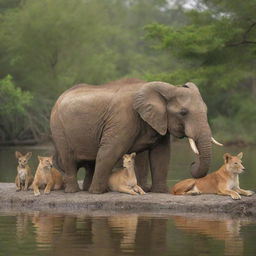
(171, 178, 195, 195)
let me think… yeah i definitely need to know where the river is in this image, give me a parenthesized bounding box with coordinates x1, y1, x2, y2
(0, 140, 256, 255)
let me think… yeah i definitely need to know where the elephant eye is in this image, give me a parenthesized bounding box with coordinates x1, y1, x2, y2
(180, 108, 188, 116)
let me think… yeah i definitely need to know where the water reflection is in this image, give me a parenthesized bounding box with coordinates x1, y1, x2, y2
(9, 212, 255, 256)
(173, 216, 246, 256)
(108, 215, 138, 250)
(16, 213, 30, 240)
(12, 213, 169, 255)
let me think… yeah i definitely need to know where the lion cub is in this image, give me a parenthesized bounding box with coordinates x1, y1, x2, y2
(15, 151, 34, 191)
(171, 152, 254, 200)
(108, 153, 146, 195)
(32, 156, 64, 196)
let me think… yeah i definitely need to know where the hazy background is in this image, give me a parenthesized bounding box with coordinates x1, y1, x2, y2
(0, 0, 255, 145)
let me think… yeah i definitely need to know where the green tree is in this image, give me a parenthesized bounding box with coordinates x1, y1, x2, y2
(0, 0, 184, 144)
(0, 75, 32, 143)
(0, 75, 50, 144)
(145, 0, 256, 143)
(0, 0, 178, 97)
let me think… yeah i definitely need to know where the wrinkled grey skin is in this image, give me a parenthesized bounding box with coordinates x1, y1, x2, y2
(50, 78, 212, 194)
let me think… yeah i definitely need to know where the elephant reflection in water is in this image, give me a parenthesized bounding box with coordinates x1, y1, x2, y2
(173, 216, 246, 256)
(26, 213, 168, 256)
(16, 213, 30, 240)
(31, 215, 126, 255)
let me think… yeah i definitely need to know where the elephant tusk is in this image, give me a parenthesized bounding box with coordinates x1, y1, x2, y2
(188, 138, 199, 155)
(211, 137, 223, 146)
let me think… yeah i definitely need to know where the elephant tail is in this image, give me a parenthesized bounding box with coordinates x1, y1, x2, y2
(171, 178, 195, 195)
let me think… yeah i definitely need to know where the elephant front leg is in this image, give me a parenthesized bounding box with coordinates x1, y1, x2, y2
(83, 161, 95, 191)
(89, 143, 129, 194)
(149, 134, 170, 193)
(135, 150, 151, 192)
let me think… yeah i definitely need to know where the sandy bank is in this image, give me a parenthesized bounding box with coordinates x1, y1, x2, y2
(0, 183, 255, 217)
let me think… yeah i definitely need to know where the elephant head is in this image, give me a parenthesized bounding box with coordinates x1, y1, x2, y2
(133, 81, 222, 178)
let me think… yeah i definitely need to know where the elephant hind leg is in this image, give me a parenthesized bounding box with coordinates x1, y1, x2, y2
(56, 144, 79, 193)
(83, 161, 95, 191)
(62, 158, 80, 193)
(51, 117, 80, 193)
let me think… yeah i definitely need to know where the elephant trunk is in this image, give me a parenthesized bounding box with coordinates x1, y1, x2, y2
(189, 127, 212, 179)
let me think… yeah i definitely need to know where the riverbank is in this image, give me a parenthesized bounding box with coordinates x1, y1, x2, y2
(1, 183, 256, 218)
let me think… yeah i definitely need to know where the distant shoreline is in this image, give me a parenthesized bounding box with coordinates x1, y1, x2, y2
(1, 139, 255, 148)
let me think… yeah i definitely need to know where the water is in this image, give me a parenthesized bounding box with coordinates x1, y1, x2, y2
(0, 141, 256, 256)
(0, 212, 256, 256)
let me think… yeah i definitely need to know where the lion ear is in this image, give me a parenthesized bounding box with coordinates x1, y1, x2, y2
(25, 152, 32, 160)
(237, 152, 243, 159)
(38, 156, 42, 162)
(224, 153, 232, 163)
(15, 151, 22, 159)
(131, 152, 136, 158)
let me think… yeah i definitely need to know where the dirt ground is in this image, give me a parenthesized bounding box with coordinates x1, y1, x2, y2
(0, 183, 256, 218)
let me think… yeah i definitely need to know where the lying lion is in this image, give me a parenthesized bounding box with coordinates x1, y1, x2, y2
(108, 153, 146, 195)
(171, 152, 254, 200)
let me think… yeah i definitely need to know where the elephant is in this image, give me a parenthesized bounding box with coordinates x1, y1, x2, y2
(50, 78, 222, 193)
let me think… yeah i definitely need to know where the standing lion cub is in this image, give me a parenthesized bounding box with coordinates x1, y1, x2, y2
(32, 156, 64, 196)
(171, 152, 254, 200)
(15, 151, 34, 191)
(108, 153, 146, 195)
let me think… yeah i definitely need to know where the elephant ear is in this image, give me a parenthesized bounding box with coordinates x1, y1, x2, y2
(133, 82, 172, 135)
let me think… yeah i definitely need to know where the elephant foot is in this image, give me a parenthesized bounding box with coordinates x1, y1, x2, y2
(88, 184, 108, 194)
(63, 176, 80, 193)
(151, 184, 169, 193)
(139, 183, 151, 193)
(65, 182, 80, 193)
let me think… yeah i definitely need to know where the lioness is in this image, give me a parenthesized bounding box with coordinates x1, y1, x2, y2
(171, 152, 254, 200)
(32, 156, 64, 196)
(108, 153, 146, 195)
(15, 151, 34, 191)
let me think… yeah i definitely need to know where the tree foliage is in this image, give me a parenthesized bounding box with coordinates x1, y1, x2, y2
(145, 0, 256, 143)
(0, 0, 255, 144)
(0, 0, 178, 144)
(0, 0, 176, 97)
(0, 75, 32, 116)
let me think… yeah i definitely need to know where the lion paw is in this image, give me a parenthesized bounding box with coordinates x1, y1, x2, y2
(34, 191, 40, 197)
(245, 190, 254, 196)
(231, 193, 241, 200)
